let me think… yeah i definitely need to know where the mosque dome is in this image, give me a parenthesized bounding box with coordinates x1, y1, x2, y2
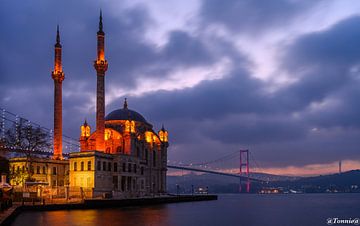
(105, 99, 148, 123)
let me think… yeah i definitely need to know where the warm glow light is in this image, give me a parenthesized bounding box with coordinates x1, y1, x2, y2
(159, 130, 168, 142)
(145, 131, 153, 143)
(164, 131, 168, 142)
(81, 125, 85, 137)
(131, 121, 136, 133)
(81, 124, 91, 138)
(125, 120, 130, 133)
(104, 129, 111, 141)
(85, 127, 90, 137)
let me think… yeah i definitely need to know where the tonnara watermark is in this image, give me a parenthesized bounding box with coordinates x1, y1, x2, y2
(327, 218, 360, 225)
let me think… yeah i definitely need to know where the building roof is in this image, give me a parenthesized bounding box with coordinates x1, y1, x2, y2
(105, 108, 148, 123)
(105, 99, 148, 123)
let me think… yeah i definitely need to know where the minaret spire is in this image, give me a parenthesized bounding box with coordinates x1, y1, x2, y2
(99, 9, 103, 33)
(56, 25, 60, 46)
(52, 25, 65, 160)
(124, 98, 128, 109)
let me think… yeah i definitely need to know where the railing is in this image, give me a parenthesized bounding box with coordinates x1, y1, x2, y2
(0, 107, 80, 155)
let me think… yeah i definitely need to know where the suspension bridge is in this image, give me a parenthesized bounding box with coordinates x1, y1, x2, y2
(0, 107, 265, 192)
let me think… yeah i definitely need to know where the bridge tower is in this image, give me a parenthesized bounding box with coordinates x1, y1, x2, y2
(239, 150, 250, 193)
(51, 25, 65, 160)
(94, 10, 108, 152)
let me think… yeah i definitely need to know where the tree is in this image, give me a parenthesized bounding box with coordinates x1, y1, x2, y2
(3, 118, 51, 184)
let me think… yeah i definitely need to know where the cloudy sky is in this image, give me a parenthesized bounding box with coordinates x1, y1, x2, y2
(1, 0, 360, 176)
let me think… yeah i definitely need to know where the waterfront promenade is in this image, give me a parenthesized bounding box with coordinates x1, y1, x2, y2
(0, 195, 217, 226)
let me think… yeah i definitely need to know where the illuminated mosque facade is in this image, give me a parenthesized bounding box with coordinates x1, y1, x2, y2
(10, 12, 169, 198)
(70, 12, 169, 197)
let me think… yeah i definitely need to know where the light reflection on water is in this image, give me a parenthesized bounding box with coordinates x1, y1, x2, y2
(11, 194, 360, 226)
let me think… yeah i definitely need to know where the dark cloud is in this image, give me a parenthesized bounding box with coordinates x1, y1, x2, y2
(2, 1, 360, 171)
(161, 31, 214, 66)
(200, 0, 322, 33)
(285, 17, 360, 69)
(114, 66, 270, 121)
(280, 16, 360, 125)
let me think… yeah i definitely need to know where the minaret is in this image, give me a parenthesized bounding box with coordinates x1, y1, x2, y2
(94, 10, 108, 152)
(51, 25, 65, 159)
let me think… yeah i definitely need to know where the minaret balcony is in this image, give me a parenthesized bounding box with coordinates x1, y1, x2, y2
(94, 60, 108, 73)
(51, 71, 65, 82)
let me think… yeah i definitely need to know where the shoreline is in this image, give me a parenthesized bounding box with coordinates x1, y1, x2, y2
(0, 195, 217, 226)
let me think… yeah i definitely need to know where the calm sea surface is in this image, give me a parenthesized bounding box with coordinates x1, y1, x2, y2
(11, 194, 360, 226)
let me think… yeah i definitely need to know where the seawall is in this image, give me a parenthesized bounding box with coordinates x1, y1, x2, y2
(0, 195, 217, 226)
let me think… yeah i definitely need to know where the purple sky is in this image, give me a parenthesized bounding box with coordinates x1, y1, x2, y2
(2, 0, 360, 175)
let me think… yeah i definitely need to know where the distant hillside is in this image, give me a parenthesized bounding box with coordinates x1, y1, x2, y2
(167, 171, 299, 194)
(167, 170, 360, 194)
(270, 170, 360, 193)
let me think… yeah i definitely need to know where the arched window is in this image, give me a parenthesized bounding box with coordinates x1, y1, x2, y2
(74, 162, 77, 171)
(87, 161, 91, 171)
(131, 121, 136, 133)
(125, 120, 131, 133)
(81, 161, 84, 171)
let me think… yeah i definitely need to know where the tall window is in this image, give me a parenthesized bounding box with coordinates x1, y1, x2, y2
(123, 163, 126, 172)
(108, 162, 112, 171)
(36, 166, 40, 174)
(81, 162, 84, 171)
(87, 161, 91, 171)
(134, 164, 137, 174)
(141, 167, 144, 175)
(97, 161, 101, 171)
(103, 161, 106, 171)
(128, 163, 132, 173)
(74, 162, 77, 171)
(153, 152, 156, 167)
(43, 166, 46, 174)
(53, 167, 57, 175)
(114, 162, 118, 172)
(136, 147, 140, 157)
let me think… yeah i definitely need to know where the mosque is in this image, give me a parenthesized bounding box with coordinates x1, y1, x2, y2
(9, 12, 169, 198)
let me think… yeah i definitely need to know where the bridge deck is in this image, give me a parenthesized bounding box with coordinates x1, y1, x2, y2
(167, 165, 263, 182)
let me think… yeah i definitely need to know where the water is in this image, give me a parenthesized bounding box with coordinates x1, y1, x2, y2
(11, 194, 360, 226)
